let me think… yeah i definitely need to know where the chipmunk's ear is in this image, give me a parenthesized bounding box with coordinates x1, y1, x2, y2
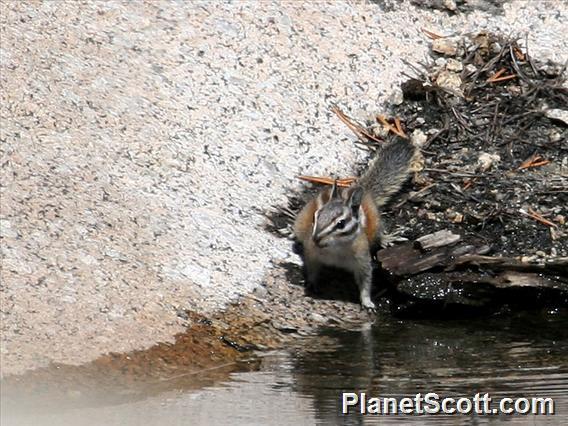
(330, 180, 339, 199)
(317, 181, 338, 206)
(348, 187, 364, 215)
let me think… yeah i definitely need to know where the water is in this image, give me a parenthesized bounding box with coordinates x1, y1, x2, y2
(3, 310, 567, 425)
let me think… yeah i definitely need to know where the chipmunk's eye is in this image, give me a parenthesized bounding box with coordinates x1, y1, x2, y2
(336, 219, 347, 229)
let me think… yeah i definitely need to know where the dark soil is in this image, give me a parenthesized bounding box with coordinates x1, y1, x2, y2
(270, 32, 567, 258)
(267, 31, 567, 317)
(386, 32, 567, 257)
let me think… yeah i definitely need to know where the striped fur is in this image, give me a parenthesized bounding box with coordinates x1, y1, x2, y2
(293, 139, 416, 311)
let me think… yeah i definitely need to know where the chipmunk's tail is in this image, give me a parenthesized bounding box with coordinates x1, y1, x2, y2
(358, 138, 416, 208)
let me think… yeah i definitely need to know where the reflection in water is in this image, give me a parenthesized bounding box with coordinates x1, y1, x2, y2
(3, 310, 567, 425)
(291, 310, 568, 425)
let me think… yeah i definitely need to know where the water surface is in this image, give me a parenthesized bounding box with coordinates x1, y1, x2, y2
(4, 310, 567, 425)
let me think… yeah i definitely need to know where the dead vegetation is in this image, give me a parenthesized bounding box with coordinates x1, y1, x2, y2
(390, 31, 567, 255)
(270, 30, 568, 316)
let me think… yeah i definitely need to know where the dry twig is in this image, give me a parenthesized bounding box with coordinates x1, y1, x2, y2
(513, 45, 526, 62)
(422, 28, 444, 40)
(488, 74, 517, 83)
(377, 115, 408, 138)
(517, 154, 550, 170)
(297, 176, 356, 187)
(462, 178, 477, 190)
(331, 106, 383, 144)
(487, 68, 506, 81)
(486, 67, 517, 83)
(520, 208, 558, 228)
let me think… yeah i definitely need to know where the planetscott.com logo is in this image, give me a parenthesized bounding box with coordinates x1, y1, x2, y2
(341, 392, 555, 415)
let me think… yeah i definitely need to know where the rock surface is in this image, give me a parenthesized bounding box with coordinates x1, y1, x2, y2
(1, 1, 567, 375)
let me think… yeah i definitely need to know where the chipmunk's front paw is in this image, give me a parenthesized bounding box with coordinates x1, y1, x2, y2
(361, 299, 377, 314)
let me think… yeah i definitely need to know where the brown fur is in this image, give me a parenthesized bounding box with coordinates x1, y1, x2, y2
(293, 198, 318, 243)
(361, 192, 380, 244)
(294, 190, 382, 246)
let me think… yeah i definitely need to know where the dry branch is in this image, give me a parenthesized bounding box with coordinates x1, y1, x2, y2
(297, 176, 356, 187)
(331, 105, 384, 144)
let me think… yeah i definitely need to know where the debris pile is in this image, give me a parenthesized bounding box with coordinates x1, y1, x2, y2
(378, 31, 568, 314)
(272, 31, 567, 317)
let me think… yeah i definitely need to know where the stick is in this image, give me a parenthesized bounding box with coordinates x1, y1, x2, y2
(488, 74, 517, 83)
(422, 28, 445, 40)
(519, 208, 558, 228)
(331, 106, 384, 144)
(297, 175, 356, 187)
(486, 68, 506, 82)
(517, 154, 550, 170)
(377, 115, 408, 138)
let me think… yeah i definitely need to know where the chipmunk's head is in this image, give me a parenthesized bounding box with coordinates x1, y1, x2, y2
(312, 183, 364, 248)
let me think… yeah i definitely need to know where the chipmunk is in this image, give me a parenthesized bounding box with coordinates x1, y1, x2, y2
(293, 138, 417, 312)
